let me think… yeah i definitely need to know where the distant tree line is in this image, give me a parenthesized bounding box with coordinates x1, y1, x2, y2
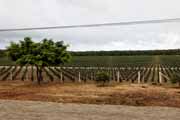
(1, 49, 180, 57)
(70, 49, 180, 56)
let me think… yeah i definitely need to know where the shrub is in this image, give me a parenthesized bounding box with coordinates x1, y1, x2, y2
(96, 71, 110, 86)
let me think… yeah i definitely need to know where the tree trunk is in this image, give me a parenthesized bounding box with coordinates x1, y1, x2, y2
(39, 68, 43, 83)
(31, 66, 34, 81)
(36, 66, 43, 85)
(36, 66, 40, 85)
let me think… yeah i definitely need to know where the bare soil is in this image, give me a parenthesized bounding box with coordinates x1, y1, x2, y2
(0, 81, 180, 107)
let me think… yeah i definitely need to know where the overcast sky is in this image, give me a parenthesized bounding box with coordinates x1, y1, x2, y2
(0, 0, 180, 51)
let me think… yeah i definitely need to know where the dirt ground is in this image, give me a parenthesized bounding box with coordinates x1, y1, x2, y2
(0, 100, 179, 120)
(0, 81, 180, 107)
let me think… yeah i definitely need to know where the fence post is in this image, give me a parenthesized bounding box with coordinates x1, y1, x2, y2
(78, 72, 81, 83)
(10, 69, 13, 80)
(138, 71, 141, 84)
(60, 72, 63, 83)
(159, 72, 162, 84)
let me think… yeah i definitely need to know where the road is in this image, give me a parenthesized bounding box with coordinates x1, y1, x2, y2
(0, 100, 179, 120)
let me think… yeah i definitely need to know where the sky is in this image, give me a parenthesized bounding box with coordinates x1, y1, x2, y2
(0, 0, 180, 51)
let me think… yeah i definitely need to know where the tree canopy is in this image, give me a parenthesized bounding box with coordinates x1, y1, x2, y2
(7, 37, 71, 84)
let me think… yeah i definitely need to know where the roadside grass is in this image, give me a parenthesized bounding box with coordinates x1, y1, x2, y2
(0, 81, 179, 107)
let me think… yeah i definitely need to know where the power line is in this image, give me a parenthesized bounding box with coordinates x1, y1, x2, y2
(0, 18, 180, 32)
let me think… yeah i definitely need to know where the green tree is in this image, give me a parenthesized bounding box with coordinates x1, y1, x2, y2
(7, 37, 71, 85)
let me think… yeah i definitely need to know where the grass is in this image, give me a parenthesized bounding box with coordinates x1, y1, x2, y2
(0, 81, 179, 107)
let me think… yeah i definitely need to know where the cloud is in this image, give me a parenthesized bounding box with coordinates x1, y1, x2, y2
(0, 0, 180, 50)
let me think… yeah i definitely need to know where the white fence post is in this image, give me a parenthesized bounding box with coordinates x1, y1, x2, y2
(78, 72, 81, 83)
(60, 72, 63, 82)
(138, 71, 141, 84)
(159, 72, 162, 84)
(10, 69, 13, 80)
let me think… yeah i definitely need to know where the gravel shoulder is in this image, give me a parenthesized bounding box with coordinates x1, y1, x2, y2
(0, 100, 179, 120)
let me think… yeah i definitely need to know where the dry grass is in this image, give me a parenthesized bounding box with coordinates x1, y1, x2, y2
(0, 81, 180, 107)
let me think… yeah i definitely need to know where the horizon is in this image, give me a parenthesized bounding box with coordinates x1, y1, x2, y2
(1, 47, 180, 52)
